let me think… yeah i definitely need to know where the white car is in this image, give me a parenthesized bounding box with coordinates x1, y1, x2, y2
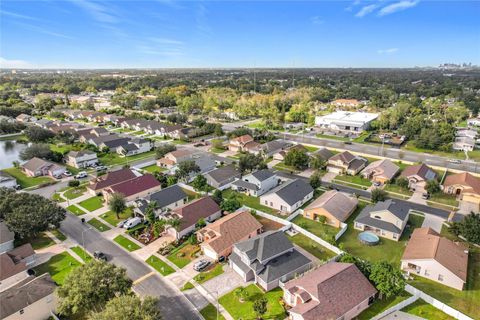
(123, 217, 143, 230)
(75, 171, 88, 179)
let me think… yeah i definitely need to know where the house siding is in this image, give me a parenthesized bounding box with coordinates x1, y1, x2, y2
(401, 259, 465, 290)
(4, 293, 57, 320)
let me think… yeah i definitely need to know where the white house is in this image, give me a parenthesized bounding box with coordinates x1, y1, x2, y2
(65, 150, 98, 169)
(260, 179, 314, 214)
(231, 170, 279, 197)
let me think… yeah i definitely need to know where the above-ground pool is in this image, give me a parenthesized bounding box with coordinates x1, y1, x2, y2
(358, 231, 380, 246)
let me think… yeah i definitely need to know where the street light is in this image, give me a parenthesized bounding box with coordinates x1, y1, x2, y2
(81, 227, 92, 261)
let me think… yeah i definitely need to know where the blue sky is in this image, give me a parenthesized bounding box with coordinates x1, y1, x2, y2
(1, 0, 479, 68)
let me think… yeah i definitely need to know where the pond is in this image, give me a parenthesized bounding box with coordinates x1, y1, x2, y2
(0, 140, 28, 170)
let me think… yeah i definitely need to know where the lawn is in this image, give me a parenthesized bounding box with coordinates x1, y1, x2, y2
(2, 167, 53, 188)
(87, 218, 111, 232)
(78, 196, 104, 212)
(333, 174, 372, 188)
(210, 147, 227, 154)
(222, 189, 280, 216)
(193, 264, 224, 284)
(51, 193, 65, 203)
(429, 193, 459, 207)
(70, 246, 92, 263)
(337, 203, 425, 266)
(383, 183, 413, 196)
(181, 281, 194, 291)
(50, 144, 72, 154)
(30, 233, 56, 250)
(219, 284, 286, 320)
(402, 299, 455, 320)
(63, 186, 86, 200)
(142, 164, 166, 173)
(273, 161, 299, 173)
(167, 243, 201, 268)
(172, 139, 188, 145)
(66, 204, 86, 216)
(292, 215, 339, 242)
(99, 150, 156, 166)
(51, 229, 67, 241)
(403, 142, 468, 160)
(113, 235, 141, 252)
(316, 133, 351, 141)
(200, 303, 226, 320)
(304, 145, 319, 152)
(287, 234, 337, 262)
(146, 255, 176, 276)
(100, 208, 133, 226)
(33, 251, 81, 285)
(182, 188, 200, 201)
(356, 291, 412, 320)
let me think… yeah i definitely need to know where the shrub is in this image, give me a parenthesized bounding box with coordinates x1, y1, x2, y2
(68, 180, 80, 188)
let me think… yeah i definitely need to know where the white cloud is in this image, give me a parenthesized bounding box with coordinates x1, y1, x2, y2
(378, 0, 419, 16)
(71, 0, 119, 23)
(0, 10, 40, 21)
(14, 21, 73, 39)
(0, 57, 33, 69)
(355, 4, 378, 17)
(377, 48, 399, 54)
(311, 16, 324, 25)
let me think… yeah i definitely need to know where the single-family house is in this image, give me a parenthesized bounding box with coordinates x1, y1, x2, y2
(21, 157, 65, 178)
(204, 165, 241, 190)
(0, 244, 36, 291)
(232, 169, 279, 197)
(98, 137, 131, 150)
(261, 140, 293, 158)
(456, 128, 477, 139)
(303, 190, 358, 228)
(116, 138, 151, 157)
(65, 150, 98, 169)
(327, 151, 367, 175)
(315, 111, 378, 133)
(443, 172, 480, 209)
(400, 163, 437, 191)
(133, 185, 187, 218)
(157, 149, 200, 169)
(354, 199, 410, 241)
(467, 118, 480, 127)
(0, 222, 15, 254)
(103, 174, 162, 202)
(228, 134, 254, 152)
(0, 172, 17, 189)
(360, 159, 400, 184)
(229, 230, 312, 291)
(312, 148, 334, 161)
(282, 262, 377, 320)
(35, 119, 54, 129)
(273, 144, 308, 161)
(87, 168, 138, 195)
(401, 228, 468, 290)
(260, 179, 314, 214)
(197, 210, 263, 260)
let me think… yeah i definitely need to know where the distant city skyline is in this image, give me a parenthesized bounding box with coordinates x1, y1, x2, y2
(1, 0, 479, 69)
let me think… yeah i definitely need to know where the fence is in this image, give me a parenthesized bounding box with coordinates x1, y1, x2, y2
(335, 222, 348, 241)
(370, 295, 419, 320)
(131, 159, 156, 171)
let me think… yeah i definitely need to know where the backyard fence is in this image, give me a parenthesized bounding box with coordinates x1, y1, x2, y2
(335, 222, 348, 241)
(132, 159, 156, 171)
(369, 295, 419, 320)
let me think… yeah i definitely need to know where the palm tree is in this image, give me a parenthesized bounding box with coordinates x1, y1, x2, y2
(168, 217, 182, 231)
(145, 201, 158, 225)
(153, 219, 167, 238)
(108, 192, 126, 219)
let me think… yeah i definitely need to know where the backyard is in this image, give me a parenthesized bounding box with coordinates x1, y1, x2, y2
(167, 242, 201, 268)
(33, 251, 81, 285)
(142, 164, 167, 173)
(2, 167, 53, 188)
(292, 215, 339, 242)
(401, 299, 455, 320)
(287, 233, 337, 262)
(356, 291, 412, 320)
(78, 196, 104, 212)
(222, 189, 280, 216)
(145, 255, 176, 276)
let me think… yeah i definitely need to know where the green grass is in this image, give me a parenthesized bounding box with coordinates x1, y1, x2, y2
(100, 208, 133, 226)
(316, 133, 351, 141)
(33, 252, 82, 285)
(403, 142, 467, 160)
(194, 264, 224, 284)
(222, 189, 280, 216)
(200, 303, 226, 320)
(63, 186, 86, 200)
(210, 147, 227, 154)
(70, 246, 92, 262)
(51, 229, 67, 241)
(356, 291, 412, 320)
(51, 193, 65, 203)
(50, 144, 72, 154)
(383, 183, 413, 196)
(429, 193, 459, 207)
(304, 145, 319, 152)
(66, 204, 86, 216)
(30, 233, 56, 250)
(292, 215, 339, 241)
(146, 255, 176, 276)
(287, 234, 337, 262)
(334, 174, 372, 188)
(172, 139, 188, 145)
(167, 242, 201, 268)
(87, 218, 111, 232)
(142, 164, 167, 173)
(219, 284, 286, 320)
(2, 167, 53, 188)
(181, 188, 200, 201)
(337, 203, 425, 266)
(99, 150, 156, 166)
(113, 235, 141, 252)
(130, 130, 145, 135)
(402, 299, 455, 320)
(273, 161, 300, 173)
(78, 196, 104, 212)
(181, 281, 194, 291)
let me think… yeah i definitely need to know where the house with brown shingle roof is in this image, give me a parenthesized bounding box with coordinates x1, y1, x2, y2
(303, 190, 358, 228)
(443, 172, 480, 210)
(21, 157, 65, 178)
(197, 210, 263, 260)
(0, 244, 36, 292)
(228, 134, 254, 152)
(282, 262, 377, 320)
(87, 168, 137, 195)
(103, 174, 161, 202)
(361, 159, 400, 184)
(400, 163, 437, 191)
(401, 228, 468, 290)
(327, 151, 367, 175)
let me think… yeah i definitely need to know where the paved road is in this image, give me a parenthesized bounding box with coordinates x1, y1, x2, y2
(60, 214, 202, 320)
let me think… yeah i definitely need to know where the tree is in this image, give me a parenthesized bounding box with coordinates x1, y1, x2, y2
(371, 189, 387, 203)
(89, 295, 161, 320)
(253, 297, 268, 319)
(166, 175, 178, 186)
(153, 171, 168, 188)
(175, 160, 200, 181)
(192, 175, 208, 192)
(396, 177, 409, 189)
(155, 143, 176, 159)
(310, 171, 322, 189)
(68, 180, 80, 188)
(153, 219, 167, 238)
(425, 179, 441, 194)
(196, 218, 206, 229)
(284, 148, 309, 170)
(145, 201, 158, 225)
(57, 261, 132, 316)
(309, 154, 326, 170)
(369, 262, 405, 298)
(19, 143, 54, 161)
(221, 196, 241, 212)
(167, 113, 187, 124)
(212, 189, 223, 205)
(108, 193, 126, 219)
(238, 153, 264, 173)
(449, 212, 480, 244)
(234, 287, 248, 303)
(168, 217, 181, 231)
(214, 123, 224, 136)
(24, 126, 55, 142)
(0, 189, 66, 239)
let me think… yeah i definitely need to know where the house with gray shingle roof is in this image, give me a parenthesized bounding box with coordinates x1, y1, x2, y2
(259, 179, 314, 214)
(232, 169, 279, 197)
(204, 165, 241, 190)
(327, 151, 367, 175)
(133, 184, 187, 218)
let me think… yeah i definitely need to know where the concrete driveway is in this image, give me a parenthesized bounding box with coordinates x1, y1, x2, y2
(182, 255, 215, 279)
(458, 200, 479, 214)
(321, 172, 337, 183)
(201, 265, 245, 298)
(408, 190, 427, 205)
(421, 214, 444, 233)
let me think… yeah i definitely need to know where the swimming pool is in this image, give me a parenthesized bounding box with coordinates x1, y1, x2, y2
(358, 231, 380, 246)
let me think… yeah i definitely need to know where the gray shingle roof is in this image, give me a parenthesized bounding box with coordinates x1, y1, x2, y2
(251, 169, 275, 182)
(204, 165, 240, 185)
(232, 179, 259, 191)
(354, 200, 410, 233)
(266, 179, 314, 206)
(147, 185, 187, 208)
(257, 248, 311, 283)
(235, 230, 294, 263)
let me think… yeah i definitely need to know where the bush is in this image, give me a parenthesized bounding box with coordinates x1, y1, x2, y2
(317, 216, 327, 224)
(68, 180, 80, 188)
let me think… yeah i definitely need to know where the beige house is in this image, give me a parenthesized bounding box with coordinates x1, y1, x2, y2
(401, 228, 468, 290)
(228, 134, 254, 152)
(303, 190, 358, 228)
(21, 157, 65, 178)
(157, 149, 199, 168)
(327, 151, 367, 175)
(65, 150, 98, 169)
(399, 163, 437, 191)
(361, 159, 399, 184)
(443, 172, 480, 210)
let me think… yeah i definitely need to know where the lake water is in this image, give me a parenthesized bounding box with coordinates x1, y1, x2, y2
(0, 140, 28, 170)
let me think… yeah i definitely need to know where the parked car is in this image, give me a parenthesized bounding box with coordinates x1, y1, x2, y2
(96, 165, 107, 172)
(53, 173, 63, 179)
(123, 217, 143, 230)
(75, 171, 88, 179)
(117, 220, 127, 228)
(93, 251, 107, 261)
(448, 159, 462, 164)
(193, 259, 210, 271)
(64, 171, 72, 177)
(373, 181, 381, 187)
(422, 193, 430, 200)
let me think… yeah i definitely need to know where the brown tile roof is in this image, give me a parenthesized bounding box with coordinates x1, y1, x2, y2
(443, 172, 480, 195)
(304, 190, 358, 222)
(285, 262, 377, 320)
(173, 197, 221, 232)
(105, 174, 160, 198)
(88, 168, 137, 191)
(329, 151, 356, 164)
(400, 163, 436, 181)
(199, 211, 262, 255)
(402, 228, 468, 282)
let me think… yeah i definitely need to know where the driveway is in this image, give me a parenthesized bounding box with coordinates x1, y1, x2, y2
(408, 190, 427, 205)
(421, 214, 444, 233)
(201, 265, 245, 298)
(458, 200, 479, 214)
(182, 255, 215, 279)
(321, 172, 336, 183)
(298, 168, 315, 178)
(267, 159, 281, 169)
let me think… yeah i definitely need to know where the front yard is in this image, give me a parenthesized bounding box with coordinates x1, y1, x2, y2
(292, 215, 339, 242)
(78, 196, 104, 212)
(429, 193, 459, 207)
(145, 255, 176, 276)
(63, 186, 87, 200)
(113, 235, 141, 252)
(87, 218, 111, 232)
(200, 304, 226, 320)
(2, 167, 53, 188)
(66, 204, 86, 216)
(70, 246, 92, 263)
(193, 263, 224, 284)
(383, 183, 413, 197)
(30, 233, 56, 250)
(333, 174, 372, 189)
(287, 234, 337, 262)
(100, 208, 133, 226)
(33, 251, 81, 285)
(167, 242, 201, 268)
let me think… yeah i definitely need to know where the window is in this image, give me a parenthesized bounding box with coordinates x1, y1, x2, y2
(424, 269, 430, 276)
(438, 274, 444, 281)
(19, 310, 24, 315)
(392, 234, 397, 239)
(374, 215, 382, 220)
(264, 200, 268, 205)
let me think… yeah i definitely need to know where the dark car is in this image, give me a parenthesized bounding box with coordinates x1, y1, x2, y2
(94, 251, 108, 261)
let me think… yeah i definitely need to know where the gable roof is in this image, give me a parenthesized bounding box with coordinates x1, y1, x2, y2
(355, 200, 410, 233)
(262, 140, 292, 153)
(67, 150, 96, 158)
(400, 163, 437, 181)
(362, 159, 400, 180)
(147, 184, 187, 208)
(329, 151, 356, 164)
(444, 172, 480, 194)
(402, 228, 468, 282)
(264, 179, 313, 206)
(204, 165, 240, 184)
(173, 197, 221, 232)
(231, 134, 253, 144)
(105, 174, 160, 198)
(250, 169, 275, 182)
(313, 148, 334, 161)
(21, 157, 52, 172)
(304, 190, 358, 222)
(284, 262, 377, 320)
(88, 168, 137, 191)
(235, 230, 294, 263)
(0, 244, 34, 281)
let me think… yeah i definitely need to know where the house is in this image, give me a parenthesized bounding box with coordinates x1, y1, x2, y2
(98, 137, 132, 150)
(354, 199, 410, 241)
(197, 210, 263, 260)
(260, 179, 314, 214)
(261, 140, 293, 158)
(204, 165, 241, 190)
(360, 159, 400, 184)
(0, 172, 17, 189)
(456, 128, 477, 139)
(273, 144, 308, 161)
(232, 169, 279, 197)
(35, 118, 54, 129)
(467, 118, 480, 127)
(315, 111, 378, 133)
(303, 190, 358, 228)
(399, 163, 437, 191)
(312, 147, 334, 161)
(21, 157, 65, 178)
(65, 150, 98, 169)
(116, 138, 151, 157)
(0, 222, 14, 254)
(133, 185, 187, 218)
(0, 274, 57, 320)
(229, 230, 312, 291)
(401, 228, 468, 290)
(103, 174, 162, 202)
(243, 141, 263, 155)
(87, 168, 138, 195)
(453, 137, 476, 152)
(157, 149, 200, 168)
(327, 151, 367, 175)
(282, 262, 377, 320)
(0, 244, 36, 291)
(228, 134, 254, 152)
(89, 127, 109, 137)
(443, 172, 480, 209)
(165, 197, 222, 240)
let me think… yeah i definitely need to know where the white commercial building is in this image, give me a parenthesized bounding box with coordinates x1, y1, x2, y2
(315, 111, 379, 132)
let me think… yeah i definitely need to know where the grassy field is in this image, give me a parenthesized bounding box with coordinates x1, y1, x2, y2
(356, 291, 412, 320)
(78, 196, 104, 212)
(100, 208, 133, 226)
(113, 235, 141, 252)
(63, 186, 86, 200)
(287, 234, 337, 262)
(334, 174, 372, 188)
(51, 229, 67, 241)
(2, 167, 53, 188)
(222, 189, 280, 216)
(70, 246, 92, 262)
(402, 299, 455, 320)
(167, 243, 201, 268)
(33, 251, 81, 285)
(193, 264, 224, 284)
(142, 164, 167, 173)
(200, 304, 226, 320)
(292, 215, 339, 241)
(87, 218, 111, 232)
(66, 204, 86, 216)
(219, 284, 286, 320)
(145, 255, 176, 276)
